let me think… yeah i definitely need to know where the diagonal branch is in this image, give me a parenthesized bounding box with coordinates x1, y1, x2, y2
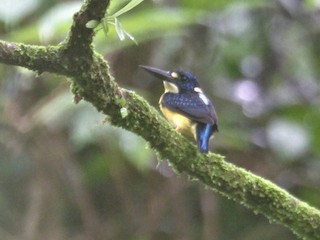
(0, 0, 320, 239)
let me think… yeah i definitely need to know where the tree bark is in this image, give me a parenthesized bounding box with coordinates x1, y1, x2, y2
(0, 0, 320, 239)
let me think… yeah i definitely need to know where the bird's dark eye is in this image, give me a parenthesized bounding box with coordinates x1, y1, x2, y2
(181, 76, 187, 81)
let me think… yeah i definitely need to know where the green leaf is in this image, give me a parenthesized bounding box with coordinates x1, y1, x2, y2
(115, 95, 127, 107)
(107, 0, 130, 16)
(85, 19, 100, 29)
(102, 19, 109, 35)
(123, 29, 137, 44)
(94, 8, 200, 53)
(111, 0, 144, 18)
(115, 18, 125, 40)
(120, 107, 129, 118)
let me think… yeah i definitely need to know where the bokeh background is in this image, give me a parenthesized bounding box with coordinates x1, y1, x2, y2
(1, 0, 320, 239)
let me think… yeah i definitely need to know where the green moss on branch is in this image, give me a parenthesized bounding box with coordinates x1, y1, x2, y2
(0, 0, 320, 239)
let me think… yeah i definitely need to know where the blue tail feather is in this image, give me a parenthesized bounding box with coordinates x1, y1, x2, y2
(196, 123, 213, 153)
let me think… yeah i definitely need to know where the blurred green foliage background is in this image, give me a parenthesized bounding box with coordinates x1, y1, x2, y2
(1, 0, 320, 239)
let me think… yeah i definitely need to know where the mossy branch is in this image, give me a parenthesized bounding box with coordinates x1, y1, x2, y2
(1, 0, 320, 239)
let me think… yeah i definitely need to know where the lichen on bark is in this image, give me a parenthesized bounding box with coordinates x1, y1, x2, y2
(0, 0, 320, 239)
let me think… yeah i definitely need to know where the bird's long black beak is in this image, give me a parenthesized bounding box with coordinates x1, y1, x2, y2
(139, 65, 174, 82)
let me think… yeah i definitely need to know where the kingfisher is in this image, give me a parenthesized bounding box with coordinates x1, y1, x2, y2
(139, 65, 218, 153)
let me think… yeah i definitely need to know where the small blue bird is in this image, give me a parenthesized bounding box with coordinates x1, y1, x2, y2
(140, 65, 218, 153)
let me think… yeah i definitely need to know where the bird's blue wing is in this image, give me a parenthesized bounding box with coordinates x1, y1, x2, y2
(162, 92, 218, 130)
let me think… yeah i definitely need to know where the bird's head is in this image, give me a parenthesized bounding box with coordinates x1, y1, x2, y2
(140, 65, 200, 93)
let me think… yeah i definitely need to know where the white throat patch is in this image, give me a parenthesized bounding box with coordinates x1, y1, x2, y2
(163, 81, 179, 93)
